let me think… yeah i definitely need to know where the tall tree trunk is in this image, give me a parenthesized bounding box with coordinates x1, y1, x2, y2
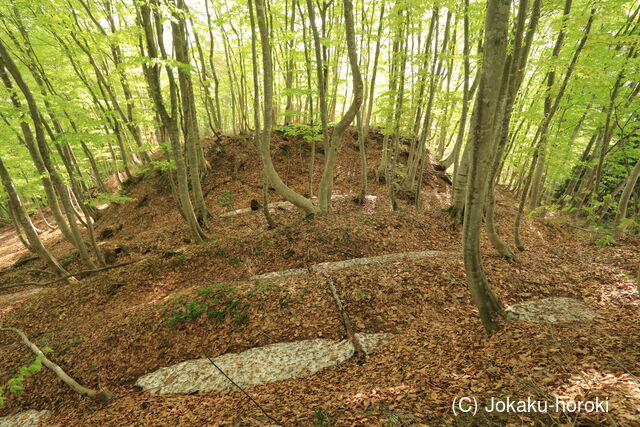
(615, 157, 640, 227)
(254, 0, 318, 215)
(248, 0, 277, 228)
(0, 39, 96, 269)
(138, 1, 207, 243)
(514, 8, 595, 251)
(363, 3, 385, 138)
(317, 0, 364, 213)
(0, 157, 68, 276)
(173, 0, 209, 227)
(528, 0, 573, 210)
(484, 0, 541, 259)
(306, 0, 329, 149)
(462, 0, 511, 331)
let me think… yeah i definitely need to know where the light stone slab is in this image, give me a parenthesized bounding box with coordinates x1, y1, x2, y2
(250, 250, 445, 281)
(0, 410, 50, 427)
(136, 333, 389, 394)
(506, 297, 598, 323)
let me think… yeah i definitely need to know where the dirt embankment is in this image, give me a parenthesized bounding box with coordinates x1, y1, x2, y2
(1, 128, 638, 425)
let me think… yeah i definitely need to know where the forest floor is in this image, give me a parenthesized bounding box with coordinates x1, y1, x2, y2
(0, 128, 639, 426)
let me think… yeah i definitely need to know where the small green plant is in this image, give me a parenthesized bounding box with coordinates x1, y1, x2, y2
(86, 192, 136, 208)
(169, 254, 188, 268)
(278, 286, 309, 307)
(278, 294, 291, 308)
(166, 300, 207, 326)
(274, 123, 322, 143)
(595, 234, 614, 248)
(353, 289, 371, 301)
(387, 413, 401, 426)
(198, 283, 249, 325)
(164, 283, 250, 326)
(218, 190, 234, 208)
(312, 407, 335, 427)
(200, 245, 227, 258)
(282, 249, 295, 259)
(251, 280, 274, 293)
(0, 349, 51, 407)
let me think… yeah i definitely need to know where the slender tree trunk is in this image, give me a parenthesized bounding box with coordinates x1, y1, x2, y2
(514, 8, 595, 250)
(0, 158, 68, 276)
(0, 39, 96, 269)
(306, 0, 329, 149)
(173, 0, 209, 227)
(317, 0, 364, 213)
(138, 1, 207, 243)
(255, 0, 318, 215)
(484, 0, 541, 259)
(248, 0, 277, 228)
(528, 0, 573, 210)
(462, 0, 511, 331)
(615, 157, 640, 227)
(363, 4, 385, 138)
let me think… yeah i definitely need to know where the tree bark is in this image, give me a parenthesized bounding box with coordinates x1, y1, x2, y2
(0, 158, 68, 276)
(614, 157, 640, 227)
(317, 0, 364, 213)
(462, 0, 511, 331)
(254, 0, 318, 215)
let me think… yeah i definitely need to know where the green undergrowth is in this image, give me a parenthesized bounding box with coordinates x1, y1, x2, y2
(164, 282, 250, 326)
(0, 348, 51, 407)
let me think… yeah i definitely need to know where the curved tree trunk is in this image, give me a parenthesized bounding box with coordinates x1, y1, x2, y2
(614, 157, 640, 227)
(0, 39, 96, 269)
(255, 0, 318, 215)
(138, 1, 207, 243)
(173, 0, 209, 227)
(248, 0, 277, 229)
(462, 0, 511, 331)
(0, 158, 68, 276)
(317, 0, 364, 213)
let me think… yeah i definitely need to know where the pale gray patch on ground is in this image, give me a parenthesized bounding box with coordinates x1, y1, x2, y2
(250, 250, 445, 281)
(136, 333, 389, 395)
(505, 297, 598, 323)
(362, 195, 378, 215)
(220, 194, 374, 218)
(0, 410, 50, 427)
(220, 201, 293, 217)
(0, 288, 44, 307)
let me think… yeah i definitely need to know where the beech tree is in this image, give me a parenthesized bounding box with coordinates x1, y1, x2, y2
(0, 0, 638, 331)
(461, 0, 511, 331)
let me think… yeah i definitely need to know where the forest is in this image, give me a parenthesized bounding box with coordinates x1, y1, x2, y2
(0, 0, 639, 425)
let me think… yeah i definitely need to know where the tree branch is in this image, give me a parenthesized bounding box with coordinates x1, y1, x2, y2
(322, 272, 366, 364)
(205, 356, 285, 426)
(0, 327, 115, 403)
(0, 259, 141, 291)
